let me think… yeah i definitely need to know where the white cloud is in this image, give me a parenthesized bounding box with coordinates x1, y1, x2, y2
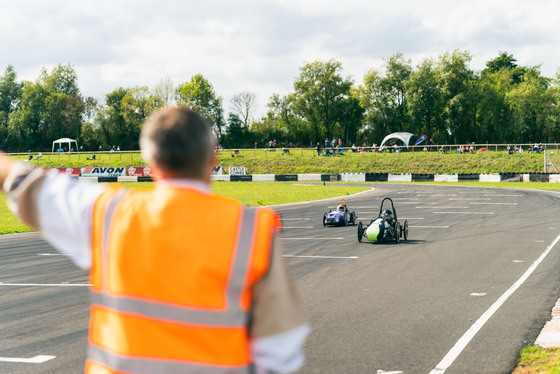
(2, 0, 560, 117)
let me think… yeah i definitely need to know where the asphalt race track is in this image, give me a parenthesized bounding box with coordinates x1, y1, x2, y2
(1, 184, 560, 373)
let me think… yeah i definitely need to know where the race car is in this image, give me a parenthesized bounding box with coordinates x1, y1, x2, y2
(323, 199, 357, 226)
(357, 197, 408, 243)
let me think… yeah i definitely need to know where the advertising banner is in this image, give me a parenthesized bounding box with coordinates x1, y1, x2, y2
(47, 168, 81, 177)
(126, 166, 154, 177)
(81, 167, 127, 177)
(229, 167, 246, 175)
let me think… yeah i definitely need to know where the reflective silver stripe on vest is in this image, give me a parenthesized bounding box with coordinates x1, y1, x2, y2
(100, 189, 128, 292)
(89, 345, 252, 374)
(89, 292, 246, 326)
(90, 194, 259, 372)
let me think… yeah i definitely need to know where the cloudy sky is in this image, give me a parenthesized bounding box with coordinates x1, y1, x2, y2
(2, 0, 560, 117)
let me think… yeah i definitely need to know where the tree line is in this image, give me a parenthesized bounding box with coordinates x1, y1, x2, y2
(1, 50, 560, 152)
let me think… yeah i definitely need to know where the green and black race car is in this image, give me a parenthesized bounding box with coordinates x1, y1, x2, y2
(357, 197, 408, 244)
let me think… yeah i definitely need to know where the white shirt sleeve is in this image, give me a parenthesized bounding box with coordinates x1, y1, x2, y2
(252, 324, 310, 374)
(37, 173, 105, 269)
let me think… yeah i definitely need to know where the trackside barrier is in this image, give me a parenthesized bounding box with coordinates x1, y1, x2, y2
(275, 175, 298, 182)
(529, 173, 552, 182)
(500, 173, 522, 182)
(411, 174, 435, 182)
(550, 175, 560, 183)
(212, 175, 230, 182)
(253, 174, 276, 182)
(230, 175, 253, 182)
(78, 173, 560, 183)
(298, 174, 322, 181)
(434, 174, 458, 182)
(388, 174, 412, 182)
(365, 173, 389, 182)
(479, 174, 501, 182)
(341, 173, 366, 182)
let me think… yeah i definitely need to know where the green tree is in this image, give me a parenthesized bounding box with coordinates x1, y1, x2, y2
(406, 58, 445, 142)
(356, 69, 388, 143)
(292, 59, 357, 143)
(177, 74, 225, 140)
(0, 65, 23, 149)
(95, 87, 130, 150)
(506, 68, 549, 142)
(8, 64, 85, 151)
(380, 53, 412, 133)
(544, 72, 560, 142)
(439, 50, 477, 143)
(8, 81, 49, 151)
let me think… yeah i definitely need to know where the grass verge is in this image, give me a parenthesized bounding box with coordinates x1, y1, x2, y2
(513, 346, 560, 374)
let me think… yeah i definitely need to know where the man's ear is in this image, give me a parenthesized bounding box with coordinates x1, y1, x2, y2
(149, 161, 166, 181)
(203, 151, 217, 185)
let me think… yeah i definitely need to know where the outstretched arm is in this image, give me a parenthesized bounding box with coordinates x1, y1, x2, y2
(0, 152, 16, 188)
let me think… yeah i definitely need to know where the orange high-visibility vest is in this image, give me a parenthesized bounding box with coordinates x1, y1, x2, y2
(86, 184, 281, 374)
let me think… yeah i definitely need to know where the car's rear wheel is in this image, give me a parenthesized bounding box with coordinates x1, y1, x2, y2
(351, 211, 356, 224)
(403, 220, 408, 240)
(322, 215, 326, 227)
(357, 221, 363, 242)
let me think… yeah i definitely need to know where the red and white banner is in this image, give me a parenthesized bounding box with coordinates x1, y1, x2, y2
(47, 168, 81, 177)
(81, 167, 127, 177)
(126, 166, 154, 177)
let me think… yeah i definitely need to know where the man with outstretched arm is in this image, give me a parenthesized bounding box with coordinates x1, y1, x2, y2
(0, 105, 310, 374)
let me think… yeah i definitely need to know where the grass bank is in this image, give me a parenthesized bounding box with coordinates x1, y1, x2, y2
(17, 149, 560, 174)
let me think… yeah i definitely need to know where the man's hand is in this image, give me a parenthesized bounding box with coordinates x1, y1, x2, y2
(0, 152, 16, 190)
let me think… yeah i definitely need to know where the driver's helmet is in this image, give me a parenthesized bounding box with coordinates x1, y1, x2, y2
(382, 209, 393, 220)
(337, 205, 345, 212)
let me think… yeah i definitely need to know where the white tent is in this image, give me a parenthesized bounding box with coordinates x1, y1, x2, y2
(380, 132, 415, 148)
(52, 138, 78, 153)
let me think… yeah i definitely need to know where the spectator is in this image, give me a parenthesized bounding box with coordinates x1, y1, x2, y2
(0, 106, 309, 373)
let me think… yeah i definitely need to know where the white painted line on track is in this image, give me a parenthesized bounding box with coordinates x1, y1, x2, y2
(417, 194, 457, 197)
(38, 253, 76, 257)
(283, 226, 314, 229)
(283, 255, 358, 259)
(416, 206, 468, 209)
(449, 198, 491, 201)
(483, 194, 523, 197)
(433, 212, 493, 215)
(430, 232, 560, 374)
(470, 293, 487, 296)
(279, 237, 345, 240)
(0, 283, 92, 287)
(410, 226, 450, 229)
(0, 355, 55, 363)
(400, 217, 425, 220)
(469, 202, 518, 205)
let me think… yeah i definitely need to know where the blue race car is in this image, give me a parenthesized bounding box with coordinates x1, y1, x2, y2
(323, 199, 357, 226)
(357, 197, 408, 243)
